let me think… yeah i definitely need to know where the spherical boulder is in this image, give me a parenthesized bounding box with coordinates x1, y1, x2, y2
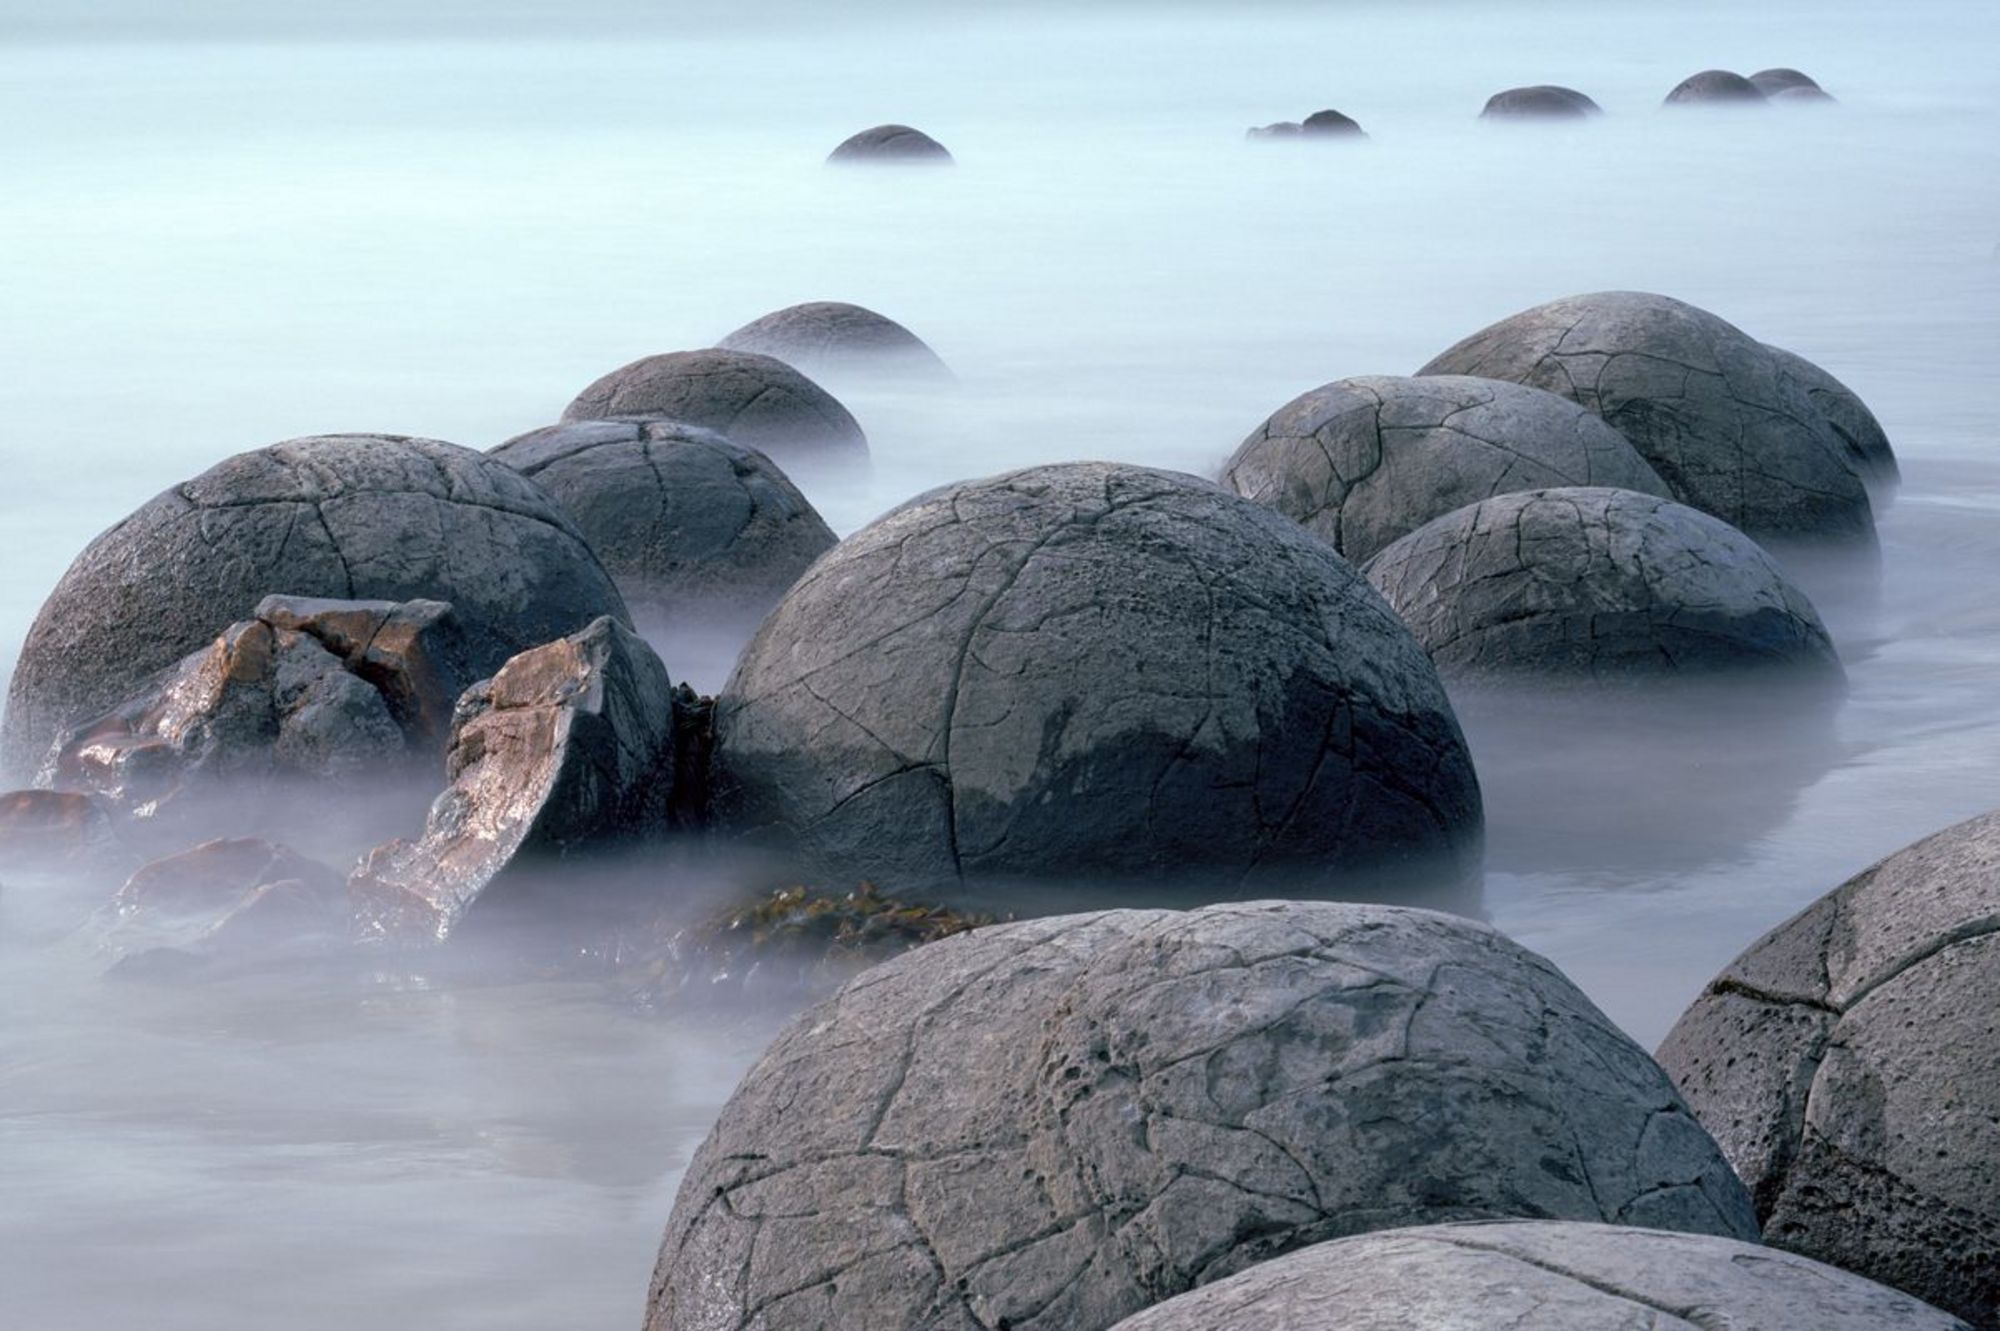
(1106, 1221, 1971, 1330)
(827, 124, 953, 164)
(1417, 290, 1876, 543)
(1481, 85, 1603, 120)
(1665, 69, 1769, 105)
(715, 300, 951, 382)
(648, 901, 1757, 1331)
(1301, 108, 1366, 137)
(1659, 808, 2000, 1327)
(558, 348, 868, 467)
(1751, 67, 1826, 97)
(1362, 487, 1840, 679)
(1765, 343, 1897, 484)
(710, 462, 1482, 893)
(490, 417, 835, 636)
(1772, 83, 1839, 105)
(1, 434, 628, 780)
(1220, 374, 1671, 563)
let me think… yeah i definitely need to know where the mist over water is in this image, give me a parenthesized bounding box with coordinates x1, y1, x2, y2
(4, 2, 2000, 1326)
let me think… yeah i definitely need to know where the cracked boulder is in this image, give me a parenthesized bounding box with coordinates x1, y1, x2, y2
(1481, 85, 1603, 120)
(1658, 808, 2000, 1328)
(349, 616, 676, 945)
(1665, 70, 1769, 105)
(1, 434, 629, 781)
(1105, 1221, 1970, 1330)
(717, 301, 952, 382)
(1417, 290, 1876, 544)
(827, 124, 953, 164)
(490, 418, 836, 637)
(1220, 374, 1670, 563)
(647, 900, 1756, 1331)
(1766, 343, 1897, 485)
(709, 462, 1482, 896)
(1362, 488, 1841, 679)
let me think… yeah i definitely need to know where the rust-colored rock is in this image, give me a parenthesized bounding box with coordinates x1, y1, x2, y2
(102, 837, 347, 968)
(113, 837, 341, 918)
(0, 789, 111, 863)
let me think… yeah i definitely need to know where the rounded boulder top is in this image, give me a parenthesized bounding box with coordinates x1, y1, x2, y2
(558, 347, 867, 467)
(647, 901, 1756, 1331)
(715, 300, 951, 382)
(710, 461, 1481, 894)
(1665, 69, 1770, 105)
(1220, 373, 1671, 563)
(826, 123, 953, 164)
(1362, 487, 1841, 680)
(1300, 108, 1366, 136)
(1, 433, 629, 779)
(1750, 67, 1826, 96)
(1480, 85, 1604, 120)
(1764, 343, 1897, 484)
(1417, 290, 1876, 544)
(1105, 1222, 1971, 1330)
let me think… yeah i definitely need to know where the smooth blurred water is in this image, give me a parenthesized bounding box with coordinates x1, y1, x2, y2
(3, 3, 1999, 1326)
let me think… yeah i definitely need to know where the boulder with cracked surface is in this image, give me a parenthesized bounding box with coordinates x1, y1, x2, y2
(1362, 487, 1840, 679)
(1658, 808, 2000, 1328)
(647, 900, 1756, 1331)
(1104, 1221, 1970, 1330)
(1765, 342, 1897, 485)
(1220, 374, 1671, 562)
(709, 461, 1482, 895)
(826, 124, 954, 164)
(716, 301, 952, 383)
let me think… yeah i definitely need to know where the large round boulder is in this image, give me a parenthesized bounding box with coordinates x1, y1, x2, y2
(1220, 374, 1671, 562)
(1751, 67, 1827, 97)
(1665, 70, 1769, 105)
(647, 901, 1757, 1331)
(1481, 85, 1603, 120)
(1301, 108, 1366, 137)
(490, 417, 836, 636)
(1363, 487, 1840, 679)
(1417, 290, 1876, 543)
(716, 300, 951, 382)
(709, 462, 1482, 893)
(827, 124, 953, 164)
(1766, 343, 1897, 485)
(2, 434, 628, 779)
(1106, 1221, 1971, 1330)
(1659, 808, 2000, 1327)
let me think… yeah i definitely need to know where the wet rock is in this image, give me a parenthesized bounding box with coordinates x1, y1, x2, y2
(710, 462, 1482, 896)
(256, 594, 480, 751)
(1362, 487, 1841, 679)
(827, 124, 953, 164)
(0, 434, 628, 781)
(1764, 344, 1897, 485)
(490, 419, 836, 638)
(646, 900, 1755, 1331)
(1105, 1221, 1971, 1330)
(1245, 120, 1302, 139)
(1417, 291, 1876, 544)
(716, 301, 951, 382)
(349, 616, 677, 946)
(1658, 808, 2000, 1327)
(1751, 67, 1827, 97)
(102, 837, 346, 969)
(1481, 85, 1603, 120)
(1665, 69, 1769, 105)
(1220, 373, 1670, 562)
(1301, 108, 1366, 136)
(0, 789, 112, 865)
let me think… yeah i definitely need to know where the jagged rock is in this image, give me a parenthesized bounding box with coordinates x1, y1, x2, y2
(349, 616, 676, 946)
(1245, 120, 1302, 139)
(102, 837, 346, 968)
(710, 462, 1482, 895)
(1658, 808, 2000, 1328)
(1665, 70, 1769, 105)
(1481, 85, 1603, 120)
(1362, 487, 1841, 679)
(716, 301, 952, 382)
(0, 789, 112, 865)
(1765, 343, 1897, 485)
(490, 419, 836, 638)
(1220, 374, 1670, 562)
(1105, 1221, 1971, 1330)
(558, 349, 867, 469)
(1301, 108, 1365, 137)
(255, 595, 479, 750)
(646, 901, 1755, 1331)
(1417, 291, 1876, 544)
(1, 434, 628, 780)
(827, 124, 953, 164)
(1751, 67, 1827, 97)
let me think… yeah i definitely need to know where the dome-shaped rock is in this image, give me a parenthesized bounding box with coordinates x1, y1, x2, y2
(1481, 85, 1603, 120)
(1301, 108, 1366, 137)
(1665, 70, 1769, 105)
(1751, 67, 1826, 97)
(648, 900, 1757, 1331)
(715, 300, 951, 382)
(1220, 374, 1671, 562)
(1772, 83, 1839, 105)
(1764, 343, 1897, 485)
(827, 124, 952, 164)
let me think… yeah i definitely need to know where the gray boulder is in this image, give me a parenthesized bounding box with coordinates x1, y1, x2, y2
(558, 348, 868, 469)
(1106, 1221, 1971, 1330)
(716, 300, 951, 382)
(1772, 84, 1839, 105)
(1658, 808, 2000, 1328)
(1417, 290, 1876, 544)
(1, 434, 628, 781)
(1481, 85, 1603, 120)
(710, 462, 1481, 895)
(1301, 108, 1365, 137)
(646, 900, 1757, 1331)
(1765, 343, 1897, 485)
(1362, 487, 1840, 679)
(1665, 70, 1769, 105)
(1751, 67, 1827, 97)
(1245, 121, 1303, 139)
(1220, 373, 1671, 562)
(490, 419, 836, 637)
(827, 124, 953, 164)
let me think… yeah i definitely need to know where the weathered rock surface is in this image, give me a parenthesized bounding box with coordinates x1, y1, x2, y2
(716, 301, 952, 382)
(558, 348, 867, 468)
(349, 616, 676, 945)
(0, 789, 113, 865)
(102, 837, 347, 967)
(1659, 808, 2000, 1328)
(1751, 67, 1826, 97)
(1105, 1221, 1971, 1330)
(1665, 70, 1769, 105)
(1363, 487, 1840, 679)
(827, 124, 953, 164)
(1, 434, 628, 781)
(1417, 291, 1876, 544)
(1301, 108, 1366, 137)
(710, 462, 1482, 894)
(1221, 374, 1670, 562)
(1481, 85, 1603, 120)
(490, 419, 836, 636)
(1765, 343, 1898, 485)
(647, 900, 1756, 1331)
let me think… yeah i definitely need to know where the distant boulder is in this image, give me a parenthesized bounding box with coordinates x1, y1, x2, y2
(1301, 108, 1366, 137)
(1481, 85, 1603, 120)
(1245, 120, 1303, 139)
(1665, 70, 1769, 106)
(1750, 67, 1826, 97)
(716, 300, 951, 382)
(827, 124, 952, 165)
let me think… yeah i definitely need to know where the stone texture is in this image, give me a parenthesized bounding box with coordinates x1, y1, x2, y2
(1362, 487, 1840, 679)
(1481, 85, 1603, 120)
(1417, 291, 1876, 543)
(828, 124, 953, 164)
(1751, 68, 1826, 97)
(647, 900, 1757, 1331)
(102, 837, 347, 966)
(1105, 1221, 1970, 1330)
(1658, 808, 2000, 1328)
(1301, 109, 1365, 137)
(717, 301, 952, 382)
(1220, 374, 1670, 562)
(490, 418, 836, 637)
(709, 462, 1482, 895)
(349, 616, 676, 946)
(0, 789, 112, 864)
(1765, 343, 1897, 485)
(1665, 70, 1769, 105)
(1, 434, 629, 781)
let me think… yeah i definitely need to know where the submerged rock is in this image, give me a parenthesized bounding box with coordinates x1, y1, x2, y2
(0, 789, 113, 865)
(1301, 108, 1366, 137)
(1245, 120, 1303, 139)
(1665, 70, 1769, 105)
(716, 301, 951, 382)
(1751, 67, 1827, 97)
(827, 124, 953, 164)
(102, 836, 346, 970)
(1480, 85, 1603, 120)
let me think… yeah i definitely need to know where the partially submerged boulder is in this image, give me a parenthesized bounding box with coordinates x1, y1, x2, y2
(1301, 108, 1366, 137)
(1480, 85, 1603, 120)
(102, 836, 346, 968)
(1665, 70, 1769, 106)
(716, 301, 951, 382)
(1751, 67, 1827, 97)
(1245, 120, 1302, 139)
(647, 900, 1755, 1331)
(0, 789, 112, 865)
(827, 124, 953, 164)
(1766, 343, 1898, 485)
